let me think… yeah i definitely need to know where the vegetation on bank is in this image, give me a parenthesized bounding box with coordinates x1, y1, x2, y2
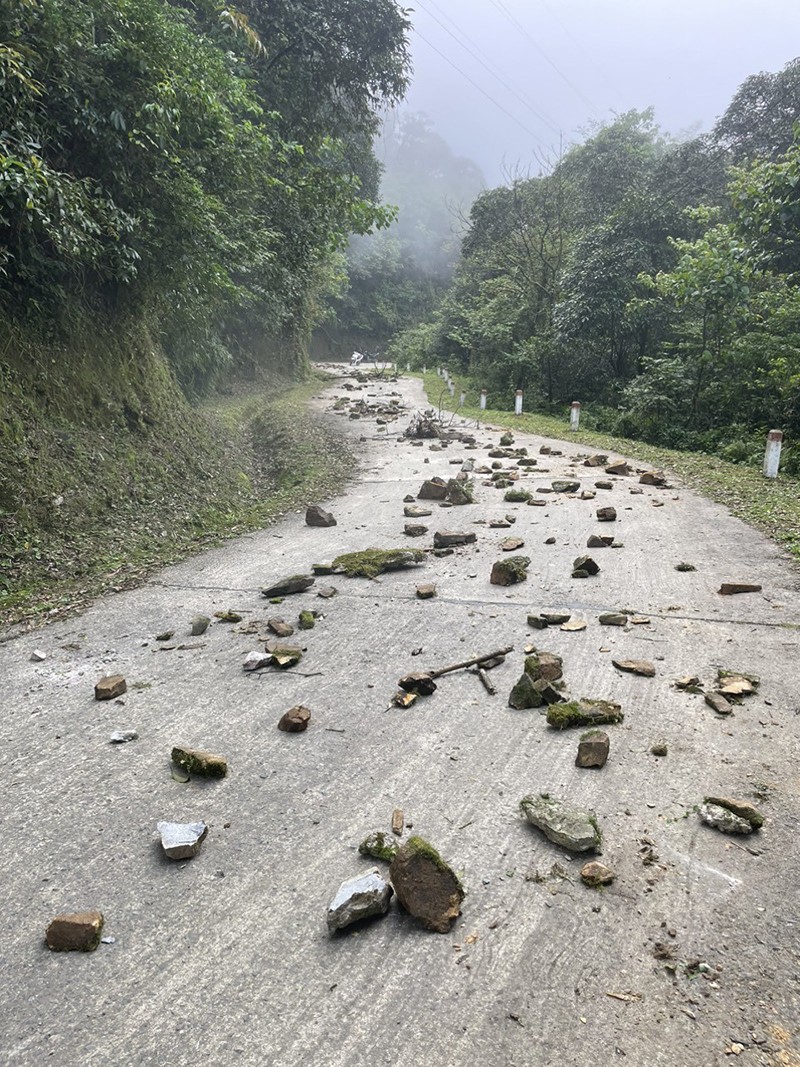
(0, 357, 355, 628)
(421, 371, 800, 562)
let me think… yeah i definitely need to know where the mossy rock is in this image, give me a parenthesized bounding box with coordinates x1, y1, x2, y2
(524, 650, 563, 681)
(504, 488, 532, 503)
(490, 555, 531, 586)
(546, 698, 623, 730)
(508, 672, 544, 710)
(298, 610, 316, 630)
(332, 547, 425, 578)
(500, 432, 514, 446)
(359, 831, 399, 863)
(717, 668, 760, 688)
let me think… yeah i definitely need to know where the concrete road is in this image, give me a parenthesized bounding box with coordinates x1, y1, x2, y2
(2, 372, 799, 1067)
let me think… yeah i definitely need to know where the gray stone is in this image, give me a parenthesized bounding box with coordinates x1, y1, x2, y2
(417, 479, 448, 500)
(698, 803, 753, 835)
(490, 556, 530, 585)
(594, 480, 613, 490)
(404, 523, 428, 537)
(596, 506, 617, 522)
(520, 794, 602, 853)
(267, 618, 295, 638)
(261, 574, 315, 597)
(189, 614, 211, 636)
(404, 504, 432, 518)
(705, 691, 734, 716)
(552, 480, 580, 493)
(605, 461, 629, 476)
(587, 534, 614, 548)
(612, 658, 656, 677)
(572, 555, 599, 576)
(703, 796, 764, 828)
(580, 861, 615, 887)
(583, 454, 608, 467)
(540, 612, 571, 625)
(719, 583, 762, 595)
(508, 673, 544, 709)
(243, 650, 272, 671)
(305, 504, 337, 527)
(157, 821, 208, 860)
(639, 470, 666, 486)
(326, 867, 393, 934)
(30, 649, 47, 662)
(599, 612, 628, 626)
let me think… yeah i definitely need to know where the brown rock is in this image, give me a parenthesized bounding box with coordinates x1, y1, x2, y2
(583, 454, 608, 467)
(718, 583, 762, 595)
(404, 504, 432, 518)
(639, 470, 666, 486)
(500, 536, 525, 551)
(305, 504, 337, 527)
(576, 730, 610, 768)
(587, 534, 614, 548)
(416, 583, 437, 599)
(46, 910, 104, 952)
(605, 461, 629, 476)
(612, 659, 655, 677)
(705, 692, 734, 716)
(389, 836, 464, 933)
(580, 861, 615, 887)
(94, 675, 126, 701)
(392, 809, 404, 836)
(417, 478, 448, 500)
(278, 705, 311, 732)
(594, 480, 613, 490)
(398, 671, 437, 695)
(267, 618, 295, 638)
(596, 506, 617, 522)
(404, 523, 429, 537)
(703, 796, 764, 829)
(433, 530, 477, 548)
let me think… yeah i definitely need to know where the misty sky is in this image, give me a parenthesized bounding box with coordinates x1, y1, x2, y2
(401, 0, 800, 183)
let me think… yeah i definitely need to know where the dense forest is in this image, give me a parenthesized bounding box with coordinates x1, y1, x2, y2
(384, 60, 800, 467)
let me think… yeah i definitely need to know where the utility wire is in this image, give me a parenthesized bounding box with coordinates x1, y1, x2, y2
(415, 0, 561, 135)
(487, 0, 604, 119)
(411, 26, 546, 143)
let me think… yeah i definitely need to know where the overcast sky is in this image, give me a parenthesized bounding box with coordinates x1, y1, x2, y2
(400, 0, 800, 183)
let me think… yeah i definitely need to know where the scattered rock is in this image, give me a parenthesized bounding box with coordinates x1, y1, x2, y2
(391, 809, 405, 836)
(596, 506, 617, 522)
(718, 582, 762, 595)
(650, 741, 668, 757)
(540, 612, 571, 625)
(490, 556, 531, 585)
(261, 574, 315, 597)
(243, 650, 272, 671)
(520, 794, 602, 853)
(583, 454, 608, 467)
(698, 803, 753, 835)
(398, 671, 437, 695)
(675, 562, 696, 572)
(434, 530, 477, 548)
(539, 445, 551, 455)
(268, 618, 295, 638)
(157, 821, 208, 860)
(278, 705, 311, 732)
(612, 659, 656, 678)
(703, 796, 764, 829)
(416, 583, 437, 600)
(403, 495, 415, 503)
(155, 630, 174, 642)
(305, 504, 337, 527)
(527, 614, 549, 629)
(705, 692, 734, 716)
(500, 536, 525, 551)
(547, 698, 623, 729)
(389, 836, 464, 933)
(267, 643, 304, 668)
(580, 490, 597, 500)
(525, 650, 563, 681)
(189, 614, 211, 636)
(504, 488, 532, 503)
(587, 534, 614, 548)
(110, 729, 138, 744)
(46, 910, 104, 952)
(171, 746, 228, 778)
(359, 831, 399, 863)
(317, 585, 338, 599)
(404, 523, 429, 537)
(508, 673, 544, 709)
(604, 461, 629, 476)
(214, 610, 243, 623)
(576, 729, 610, 768)
(404, 504, 432, 518)
(561, 618, 587, 632)
(639, 470, 666, 486)
(717, 671, 758, 697)
(594, 480, 613, 490)
(392, 690, 418, 708)
(417, 478, 448, 500)
(95, 675, 127, 701)
(552, 480, 580, 493)
(544, 536, 557, 545)
(446, 480, 473, 506)
(572, 555, 599, 578)
(599, 612, 627, 626)
(327, 868, 393, 934)
(580, 861, 615, 887)
(30, 649, 47, 662)
(674, 674, 702, 691)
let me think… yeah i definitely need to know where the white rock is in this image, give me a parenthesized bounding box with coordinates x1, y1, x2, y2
(326, 867, 393, 934)
(30, 649, 47, 662)
(243, 650, 272, 671)
(157, 821, 208, 860)
(110, 730, 139, 744)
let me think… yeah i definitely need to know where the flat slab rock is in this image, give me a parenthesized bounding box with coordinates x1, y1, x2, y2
(171, 746, 228, 778)
(157, 821, 208, 860)
(698, 803, 753, 835)
(389, 836, 464, 933)
(261, 574, 315, 597)
(95, 675, 127, 701)
(326, 867, 393, 934)
(612, 658, 655, 677)
(46, 910, 105, 952)
(520, 794, 602, 853)
(719, 582, 762, 595)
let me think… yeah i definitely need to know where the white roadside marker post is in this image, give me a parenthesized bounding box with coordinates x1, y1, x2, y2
(480, 389, 487, 411)
(514, 389, 523, 416)
(763, 429, 783, 478)
(570, 400, 581, 432)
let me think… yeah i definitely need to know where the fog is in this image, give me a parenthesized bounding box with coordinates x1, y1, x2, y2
(403, 0, 800, 183)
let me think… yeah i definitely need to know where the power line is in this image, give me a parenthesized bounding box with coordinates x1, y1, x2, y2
(415, 0, 562, 136)
(487, 0, 604, 119)
(411, 26, 547, 143)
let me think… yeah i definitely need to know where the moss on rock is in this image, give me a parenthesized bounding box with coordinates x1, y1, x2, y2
(332, 547, 425, 579)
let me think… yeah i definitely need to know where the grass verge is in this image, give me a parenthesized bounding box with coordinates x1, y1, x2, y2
(421, 371, 800, 562)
